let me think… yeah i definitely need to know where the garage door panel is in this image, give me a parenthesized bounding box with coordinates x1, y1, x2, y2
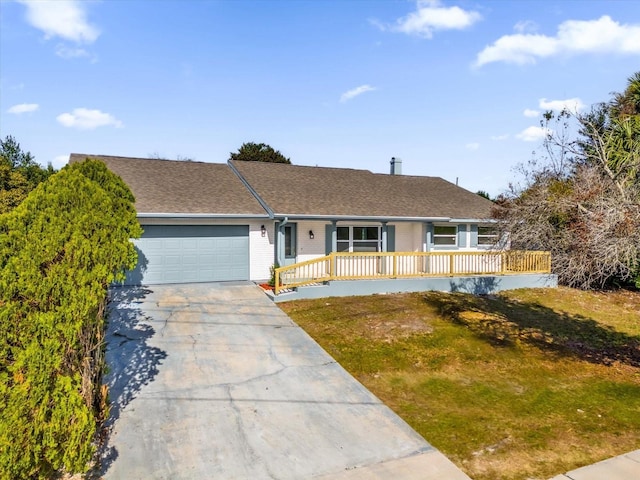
(181, 239, 198, 249)
(126, 225, 250, 285)
(199, 239, 216, 249)
(144, 239, 164, 250)
(163, 255, 183, 265)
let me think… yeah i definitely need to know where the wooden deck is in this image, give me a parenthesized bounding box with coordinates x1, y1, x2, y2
(274, 251, 551, 295)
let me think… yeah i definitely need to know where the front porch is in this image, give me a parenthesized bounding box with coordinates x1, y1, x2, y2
(270, 250, 555, 301)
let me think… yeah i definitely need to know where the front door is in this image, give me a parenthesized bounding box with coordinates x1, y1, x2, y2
(282, 223, 297, 266)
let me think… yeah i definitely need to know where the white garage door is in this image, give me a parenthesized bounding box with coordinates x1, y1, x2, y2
(127, 225, 250, 285)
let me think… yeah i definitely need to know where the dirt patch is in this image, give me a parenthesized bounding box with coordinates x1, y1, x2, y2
(364, 317, 433, 342)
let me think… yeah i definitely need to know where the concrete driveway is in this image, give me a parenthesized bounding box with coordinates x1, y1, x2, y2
(101, 282, 470, 479)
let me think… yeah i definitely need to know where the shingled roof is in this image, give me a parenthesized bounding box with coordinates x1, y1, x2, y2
(69, 154, 494, 220)
(69, 154, 268, 216)
(229, 160, 494, 220)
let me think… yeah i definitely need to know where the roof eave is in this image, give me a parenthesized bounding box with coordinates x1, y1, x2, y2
(450, 217, 497, 223)
(136, 212, 271, 219)
(272, 213, 452, 222)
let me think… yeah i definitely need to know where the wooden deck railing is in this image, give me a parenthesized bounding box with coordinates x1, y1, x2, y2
(273, 250, 551, 295)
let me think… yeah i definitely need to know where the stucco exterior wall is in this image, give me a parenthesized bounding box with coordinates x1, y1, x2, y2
(296, 220, 326, 262)
(392, 222, 416, 251)
(250, 222, 275, 281)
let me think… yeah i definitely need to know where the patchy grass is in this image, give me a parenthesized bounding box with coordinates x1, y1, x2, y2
(280, 287, 640, 480)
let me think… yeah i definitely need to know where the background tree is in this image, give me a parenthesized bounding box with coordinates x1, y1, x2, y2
(229, 142, 291, 164)
(494, 72, 640, 289)
(0, 135, 54, 213)
(148, 152, 195, 161)
(612, 71, 640, 118)
(476, 190, 492, 201)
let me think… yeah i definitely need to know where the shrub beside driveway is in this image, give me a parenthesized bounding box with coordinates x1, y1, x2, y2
(0, 160, 141, 480)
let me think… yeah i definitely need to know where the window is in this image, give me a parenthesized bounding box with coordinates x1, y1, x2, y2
(337, 226, 381, 252)
(284, 224, 296, 257)
(477, 226, 498, 246)
(433, 225, 457, 246)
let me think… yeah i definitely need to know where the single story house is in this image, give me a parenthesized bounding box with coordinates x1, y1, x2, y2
(69, 154, 505, 286)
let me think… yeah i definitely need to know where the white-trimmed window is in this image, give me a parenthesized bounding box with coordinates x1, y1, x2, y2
(433, 225, 457, 246)
(477, 226, 499, 246)
(337, 226, 381, 252)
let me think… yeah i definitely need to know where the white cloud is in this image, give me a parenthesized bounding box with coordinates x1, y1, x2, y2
(490, 134, 509, 141)
(375, 0, 482, 38)
(475, 15, 640, 67)
(56, 108, 123, 130)
(18, 0, 100, 43)
(475, 33, 558, 66)
(55, 44, 93, 60)
(340, 85, 376, 103)
(8, 103, 39, 114)
(465, 142, 480, 150)
(514, 20, 538, 34)
(523, 108, 540, 117)
(539, 97, 585, 113)
(516, 125, 552, 142)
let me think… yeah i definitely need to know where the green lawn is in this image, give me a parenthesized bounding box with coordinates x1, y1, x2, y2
(280, 287, 640, 480)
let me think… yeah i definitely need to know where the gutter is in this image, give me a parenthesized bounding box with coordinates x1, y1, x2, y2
(450, 218, 498, 223)
(272, 214, 451, 222)
(135, 213, 495, 223)
(136, 213, 270, 219)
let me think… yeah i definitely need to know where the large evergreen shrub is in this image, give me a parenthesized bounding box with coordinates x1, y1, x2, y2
(0, 159, 141, 479)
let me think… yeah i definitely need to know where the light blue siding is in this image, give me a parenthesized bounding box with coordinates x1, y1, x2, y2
(425, 223, 434, 251)
(470, 224, 479, 247)
(457, 224, 468, 248)
(272, 274, 558, 302)
(387, 225, 396, 252)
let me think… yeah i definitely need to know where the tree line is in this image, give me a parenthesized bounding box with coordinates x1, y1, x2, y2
(494, 72, 639, 289)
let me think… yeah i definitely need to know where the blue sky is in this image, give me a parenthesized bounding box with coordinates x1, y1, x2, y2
(1, 0, 639, 196)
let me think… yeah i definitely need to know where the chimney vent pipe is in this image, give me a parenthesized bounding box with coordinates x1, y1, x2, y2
(390, 157, 402, 175)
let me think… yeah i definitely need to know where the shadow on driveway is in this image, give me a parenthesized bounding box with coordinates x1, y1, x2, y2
(97, 285, 167, 474)
(97, 282, 470, 480)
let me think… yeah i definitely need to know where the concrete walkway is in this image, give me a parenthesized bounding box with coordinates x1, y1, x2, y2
(101, 282, 470, 479)
(549, 449, 640, 480)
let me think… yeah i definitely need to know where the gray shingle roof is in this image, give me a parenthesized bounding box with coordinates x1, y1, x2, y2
(229, 160, 494, 220)
(69, 154, 269, 216)
(68, 154, 494, 220)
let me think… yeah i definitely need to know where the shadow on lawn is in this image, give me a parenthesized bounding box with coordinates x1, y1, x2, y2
(424, 290, 640, 368)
